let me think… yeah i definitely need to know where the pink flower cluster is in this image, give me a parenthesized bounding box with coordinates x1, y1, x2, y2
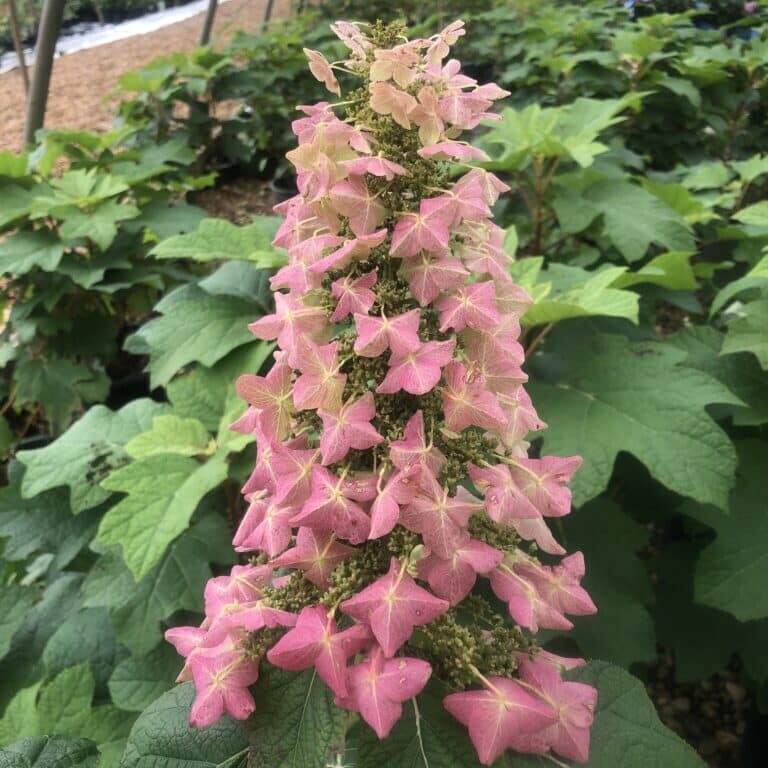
(166, 20, 598, 765)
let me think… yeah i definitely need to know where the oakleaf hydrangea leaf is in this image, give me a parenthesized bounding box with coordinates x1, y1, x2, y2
(0, 585, 36, 662)
(722, 298, 768, 369)
(690, 440, 768, 622)
(125, 266, 267, 388)
(583, 180, 694, 263)
(119, 683, 248, 768)
(567, 663, 705, 767)
(17, 399, 169, 514)
(245, 668, 346, 768)
(124, 415, 214, 459)
(529, 329, 741, 509)
(0, 230, 65, 276)
(108, 645, 180, 713)
(85, 516, 233, 656)
(0, 736, 99, 767)
(97, 452, 228, 580)
(563, 500, 655, 667)
(150, 216, 284, 266)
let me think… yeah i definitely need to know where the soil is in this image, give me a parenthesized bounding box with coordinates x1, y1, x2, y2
(191, 177, 279, 222)
(0, 0, 291, 154)
(646, 650, 758, 767)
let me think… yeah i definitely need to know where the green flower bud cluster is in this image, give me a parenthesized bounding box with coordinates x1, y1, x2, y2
(320, 538, 391, 608)
(436, 429, 497, 493)
(410, 613, 478, 689)
(319, 524, 420, 609)
(244, 627, 283, 661)
(468, 514, 522, 551)
(262, 574, 322, 614)
(473, 625, 527, 679)
(409, 609, 530, 690)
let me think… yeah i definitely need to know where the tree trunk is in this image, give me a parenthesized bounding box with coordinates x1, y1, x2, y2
(7, 0, 29, 93)
(92, 0, 105, 26)
(199, 0, 218, 46)
(262, 0, 275, 32)
(23, 0, 66, 146)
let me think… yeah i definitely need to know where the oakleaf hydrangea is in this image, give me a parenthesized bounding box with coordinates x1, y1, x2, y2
(167, 19, 599, 765)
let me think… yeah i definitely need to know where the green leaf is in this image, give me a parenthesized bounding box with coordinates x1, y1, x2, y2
(245, 668, 347, 768)
(614, 251, 698, 291)
(656, 76, 701, 108)
(14, 357, 110, 431)
(0, 684, 40, 744)
(483, 97, 631, 170)
(37, 662, 95, 736)
(108, 645, 179, 713)
(692, 440, 768, 622)
(150, 216, 285, 266)
(98, 452, 228, 579)
(681, 161, 732, 191)
(42, 608, 120, 692)
(81, 705, 136, 766)
(0, 183, 35, 228)
(732, 154, 768, 183)
(568, 662, 705, 767)
(612, 29, 664, 58)
(349, 682, 482, 767)
(0, 462, 98, 568)
(198, 263, 273, 309)
(31, 169, 128, 213)
(732, 201, 768, 226)
(124, 415, 214, 459)
(0, 585, 35, 662)
(584, 180, 694, 262)
(125, 279, 261, 388)
(0, 231, 65, 276)
(551, 187, 601, 234)
(110, 138, 196, 185)
(654, 542, 741, 682)
(640, 182, 716, 226)
(126, 199, 207, 242)
(85, 514, 234, 655)
(564, 500, 655, 667)
(522, 264, 639, 327)
(0, 575, 84, 711)
(58, 199, 140, 251)
(529, 329, 741, 508)
(722, 298, 768, 369)
(710, 255, 768, 316)
(0, 151, 29, 179)
(0, 736, 98, 768)
(503, 226, 518, 257)
(119, 683, 248, 768)
(670, 326, 768, 426)
(167, 342, 274, 433)
(0, 663, 94, 744)
(17, 399, 169, 514)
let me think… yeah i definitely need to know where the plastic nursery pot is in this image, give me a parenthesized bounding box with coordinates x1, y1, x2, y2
(269, 170, 298, 203)
(106, 372, 152, 410)
(461, 61, 495, 84)
(16, 433, 53, 451)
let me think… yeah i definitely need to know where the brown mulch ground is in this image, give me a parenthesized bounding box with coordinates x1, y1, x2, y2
(192, 177, 279, 222)
(647, 650, 754, 767)
(0, 0, 291, 154)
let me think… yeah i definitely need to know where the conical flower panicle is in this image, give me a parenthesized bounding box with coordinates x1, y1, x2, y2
(167, 19, 598, 765)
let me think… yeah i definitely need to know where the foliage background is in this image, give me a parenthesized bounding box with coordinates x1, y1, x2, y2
(0, 1, 767, 766)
